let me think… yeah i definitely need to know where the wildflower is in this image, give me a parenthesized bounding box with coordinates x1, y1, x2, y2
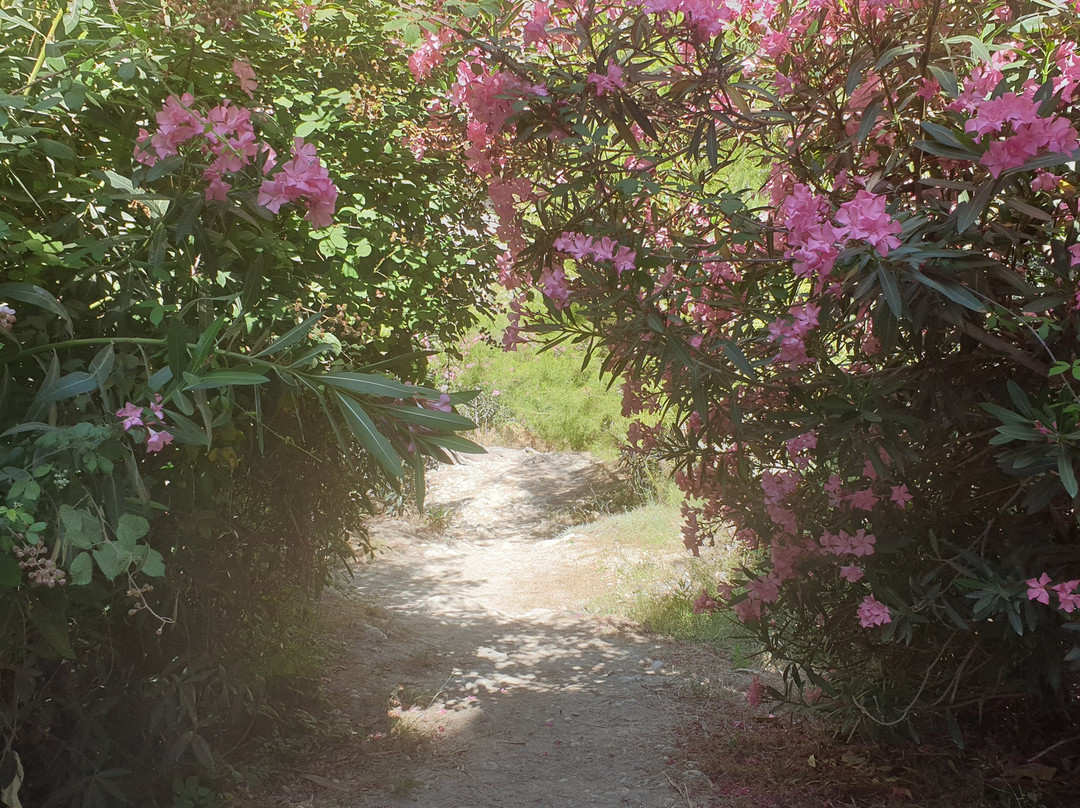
(0, 303, 14, 331)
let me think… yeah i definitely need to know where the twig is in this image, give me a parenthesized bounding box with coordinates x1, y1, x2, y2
(1027, 733, 1080, 762)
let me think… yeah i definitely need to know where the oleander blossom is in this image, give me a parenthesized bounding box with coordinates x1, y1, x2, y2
(857, 595, 891, 628)
(135, 91, 337, 224)
(115, 402, 145, 431)
(146, 428, 174, 454)
(257, 138, 339, 228)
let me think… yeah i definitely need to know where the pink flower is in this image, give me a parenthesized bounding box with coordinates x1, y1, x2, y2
(613, 245, 637, 275)
(232, 60, 258, 99)
(915, 76, 940, 101)
(692, 589, 719, 614)
(849, 529, 877, 557)
(1054, 580, 1080, 613)
(145, 428, 174, 454)
(840, 565, 865, 583)
(1031, 171, 1062, 192)
(1069, 244, 1080, 269)
(746, 676, 765, 708)
(0, 303, 14, 332)
(149, 394, 165, 421)
(1026, 573, 1053, 605)
(835, 190, 903, 255)
(587, 63, 625, 96)
(889, 484, 913, 508)
(857, 595, 891, 628)
(848, 487, 878, 512)
(203, 171, 231, 202)
(523, 2, 553, 48)
(115, 402, 144, 431)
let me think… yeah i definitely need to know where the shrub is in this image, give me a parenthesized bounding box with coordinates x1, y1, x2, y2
(408, 0, 1080, 740)
(0, 1, 493, 801)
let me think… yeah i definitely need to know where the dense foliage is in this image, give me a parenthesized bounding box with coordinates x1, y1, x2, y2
(411, 0, 1080, 740)
(0, 1, 494, 803)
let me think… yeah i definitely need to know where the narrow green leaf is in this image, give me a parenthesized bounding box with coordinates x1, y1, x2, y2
(878, 269, 903, 318)
(319, 371, 439, 400)
(253, 312, 323, 358)
(377, 404, 477, 431)
(183, 370, 269, 390)
(912, 272, 984, 311)
(0, 282, 71, 331)
(35, 371, 97, 405)
(419, 433, 487, 454)
(333, 391, 404, 477)
(1057, 451, 1078, 498)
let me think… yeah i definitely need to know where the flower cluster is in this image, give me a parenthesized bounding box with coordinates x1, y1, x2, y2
(115, 397, 173, 454)
(0, 303, 14, 331)
(134, 70, 338, 227)
(857, 595, 891, 628)
(1026, 573, 1080, 613)
(954, 81, 1080, 178)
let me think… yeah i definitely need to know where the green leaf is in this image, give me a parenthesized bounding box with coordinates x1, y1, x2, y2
(253, 312, 324, 358)
(183, 370, 270, 390)
(93, 543, 132, 581)
(116, 513, 149, 549)
(34, 371, 98, 406)
(163, 409, 211, 447)
(190, 316, 228, 369)
(333, 391, 404, 477)
(928, 66, 958, 97)
(878, 269, 903, 318)
(1058, 451, 1078, 498)
(912, 272, 984, 311)
(377, 404, 477, 431)
(0, 282, 71, 331)
(166, 318, 189, 378)
(68, 552, 92, 585)
(956, 180, 997, 234)
(133, 545, 165, 577)
(89, 344, 115, 383)
(419, 433, 487, 454)
(319, 371, 439, 400)
(856, 101, 882, 147)
(59, 505, 102, 550)
(413, 451, 426, 513)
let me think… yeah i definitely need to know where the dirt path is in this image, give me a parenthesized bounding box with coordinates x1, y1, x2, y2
(265, 447, 746, 808)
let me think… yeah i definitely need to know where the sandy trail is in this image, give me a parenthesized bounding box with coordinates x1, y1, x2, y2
(269, 447, 741, 808)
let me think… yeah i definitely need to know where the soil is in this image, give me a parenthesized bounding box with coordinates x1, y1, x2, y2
(258, 446, 756, 808)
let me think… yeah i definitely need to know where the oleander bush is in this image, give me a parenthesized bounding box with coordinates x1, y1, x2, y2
(405, 0, 1080, 743)
(0, 1, 495, 802)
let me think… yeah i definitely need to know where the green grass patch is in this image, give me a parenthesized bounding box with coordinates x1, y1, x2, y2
(436, 318, 637, 459)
